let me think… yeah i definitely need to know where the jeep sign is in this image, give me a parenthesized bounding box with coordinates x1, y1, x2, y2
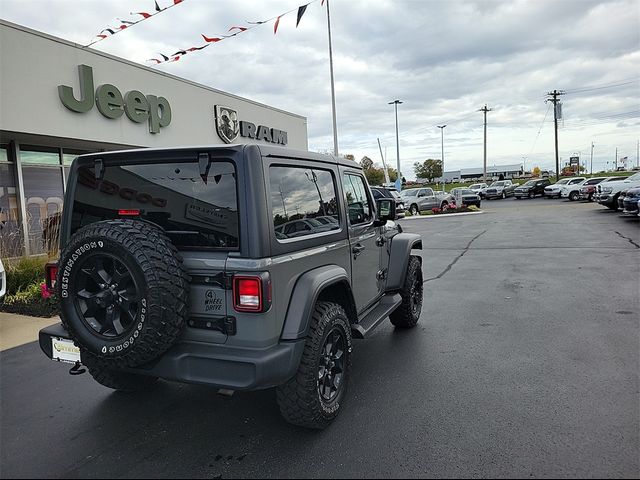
(58, 65, 172, 134)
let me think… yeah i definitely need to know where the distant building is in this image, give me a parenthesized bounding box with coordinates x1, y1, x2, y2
(435, 164, 523, 182)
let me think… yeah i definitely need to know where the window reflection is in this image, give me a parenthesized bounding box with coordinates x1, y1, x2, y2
(0, 163, 23, 257)
(20, 148, 60, 165)
(22, 166, 64, 255)
(270, 166, 340, 240)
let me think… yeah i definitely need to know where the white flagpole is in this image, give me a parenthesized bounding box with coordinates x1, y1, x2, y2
(326, 0, 339, 156)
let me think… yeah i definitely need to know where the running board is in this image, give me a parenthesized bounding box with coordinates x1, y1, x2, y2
(352, 293, 402, 339)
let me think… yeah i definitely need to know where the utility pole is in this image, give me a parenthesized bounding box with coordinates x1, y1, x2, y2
(637, 139, 639, 168)
(590, 142, 594, 175)
(546, 90, 565, 181)
(479, 105, 491, 182)
(615, 147, 618, 170)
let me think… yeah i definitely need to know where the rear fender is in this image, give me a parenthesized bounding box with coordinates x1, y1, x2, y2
(281, 265, 352, 340)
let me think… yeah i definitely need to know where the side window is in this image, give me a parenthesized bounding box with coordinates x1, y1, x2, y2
(343, 174, 373, 225)
(269, 165, 340, 240)
(424, 188, 434, 196)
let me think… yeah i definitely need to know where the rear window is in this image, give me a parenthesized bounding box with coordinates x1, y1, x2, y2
(71, 161, 239, 249)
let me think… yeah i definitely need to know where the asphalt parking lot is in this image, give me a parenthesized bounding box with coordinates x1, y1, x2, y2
(1, 198, 638, 479)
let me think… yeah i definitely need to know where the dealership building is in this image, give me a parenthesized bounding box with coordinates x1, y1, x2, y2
(0, 20, 308, 257)
(434, 164, 524, 183)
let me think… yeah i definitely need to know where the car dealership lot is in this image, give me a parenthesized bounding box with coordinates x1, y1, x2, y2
(1, 198, 638, 478)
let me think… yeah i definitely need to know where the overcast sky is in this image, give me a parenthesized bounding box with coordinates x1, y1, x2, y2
(1, 0, 638, 178)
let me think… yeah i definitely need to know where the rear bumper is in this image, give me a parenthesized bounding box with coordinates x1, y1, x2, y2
(39, 323, 305, 391)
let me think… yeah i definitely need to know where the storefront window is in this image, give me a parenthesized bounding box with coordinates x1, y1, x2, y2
(0, 146, 9, 163)
(0, 163, 24, 257)
(20, 148, 60, 165)
(22, 166, 64, 256)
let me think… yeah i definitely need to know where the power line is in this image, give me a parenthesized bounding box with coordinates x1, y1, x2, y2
(564, 77, 639, 95)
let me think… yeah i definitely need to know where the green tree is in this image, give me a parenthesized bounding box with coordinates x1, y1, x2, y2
(363, 168, 384, 186)
(414, 159, 443, 182)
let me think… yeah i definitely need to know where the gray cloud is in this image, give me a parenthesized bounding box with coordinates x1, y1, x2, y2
(1, 0, 638, 175)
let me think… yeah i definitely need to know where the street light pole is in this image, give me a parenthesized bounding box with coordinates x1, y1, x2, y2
(325, 0, 339, 156)
(437, 125, 446, 183)
(389, 100, 403, 191)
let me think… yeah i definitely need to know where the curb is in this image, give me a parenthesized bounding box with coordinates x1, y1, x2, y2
(400, 211, 484, 220)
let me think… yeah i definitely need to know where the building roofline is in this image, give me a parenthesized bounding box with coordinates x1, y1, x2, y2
(0, 19, 307, 122)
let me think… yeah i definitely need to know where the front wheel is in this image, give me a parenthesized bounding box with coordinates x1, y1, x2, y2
(502, 192, 507, 199)
(390, 256, 423, 328)
(276, 301, 352, 429)
(528, 192, 535, 199)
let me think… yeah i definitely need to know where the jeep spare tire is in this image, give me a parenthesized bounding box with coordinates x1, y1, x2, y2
(57, 219, 189, 368)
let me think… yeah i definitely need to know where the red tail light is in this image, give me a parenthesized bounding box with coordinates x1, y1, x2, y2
(45, 262, 58, 290)
(118, 209, 140, 216)
(232, 275, 272, 312)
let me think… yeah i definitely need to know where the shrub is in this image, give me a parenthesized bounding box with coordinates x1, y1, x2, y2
(4, 256, 49, 296)
(1, 281, 59, 317)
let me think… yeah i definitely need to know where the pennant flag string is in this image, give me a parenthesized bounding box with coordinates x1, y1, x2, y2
(147, 0, 320, 66)
(85, 0, 185, 47)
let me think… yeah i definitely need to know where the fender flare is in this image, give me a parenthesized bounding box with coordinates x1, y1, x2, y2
(386, 233, 422, 291)
(281, 265, 352, 341)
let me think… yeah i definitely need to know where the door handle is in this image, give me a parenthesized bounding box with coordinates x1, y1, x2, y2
(352, 244, 366, 258)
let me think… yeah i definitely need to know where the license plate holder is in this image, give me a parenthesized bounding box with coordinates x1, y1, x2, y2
(51, 337, 81, 364)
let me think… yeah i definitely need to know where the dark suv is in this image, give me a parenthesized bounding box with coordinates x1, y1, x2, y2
(39, 145, 423, 429)
(370, 186, 406, 218)
(513, 178, 551, 198)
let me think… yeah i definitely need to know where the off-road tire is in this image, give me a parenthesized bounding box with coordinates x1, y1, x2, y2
(83, 354, 158, 392)
(390, 255, 423, 328)
(276, 301, 352, 429)
(57, 219, 189, 368)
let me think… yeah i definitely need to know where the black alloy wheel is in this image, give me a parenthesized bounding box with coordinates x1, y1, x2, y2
(73, 253, 139, 339)
(318, 327, 347, 404)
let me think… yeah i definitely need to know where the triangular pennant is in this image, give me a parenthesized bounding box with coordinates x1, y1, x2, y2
(202, 34, 222, 43)
(296, 5, 308, 27)
(155, 1, 162, 12)
(132, 11, 152, 19)
(274, 15, 283, 34)
(228, 26, 248, 32)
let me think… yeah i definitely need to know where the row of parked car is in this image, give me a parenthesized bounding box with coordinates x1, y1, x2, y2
(370, 171, 640, 218)
(540, 172, 640, 216)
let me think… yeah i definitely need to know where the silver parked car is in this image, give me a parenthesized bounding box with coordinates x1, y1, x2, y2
(401, 187, 455, 215)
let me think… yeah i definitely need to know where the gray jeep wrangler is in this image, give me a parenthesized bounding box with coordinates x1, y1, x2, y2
(39, 145, 423, 429)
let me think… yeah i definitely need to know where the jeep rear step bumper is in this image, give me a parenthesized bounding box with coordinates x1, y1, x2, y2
(40, 323, 305, 391)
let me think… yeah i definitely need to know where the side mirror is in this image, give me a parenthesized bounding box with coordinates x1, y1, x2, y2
(374, 198, 395, 226)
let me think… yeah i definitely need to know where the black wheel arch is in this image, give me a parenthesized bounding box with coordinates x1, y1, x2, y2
(280, 265, 356, 341)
